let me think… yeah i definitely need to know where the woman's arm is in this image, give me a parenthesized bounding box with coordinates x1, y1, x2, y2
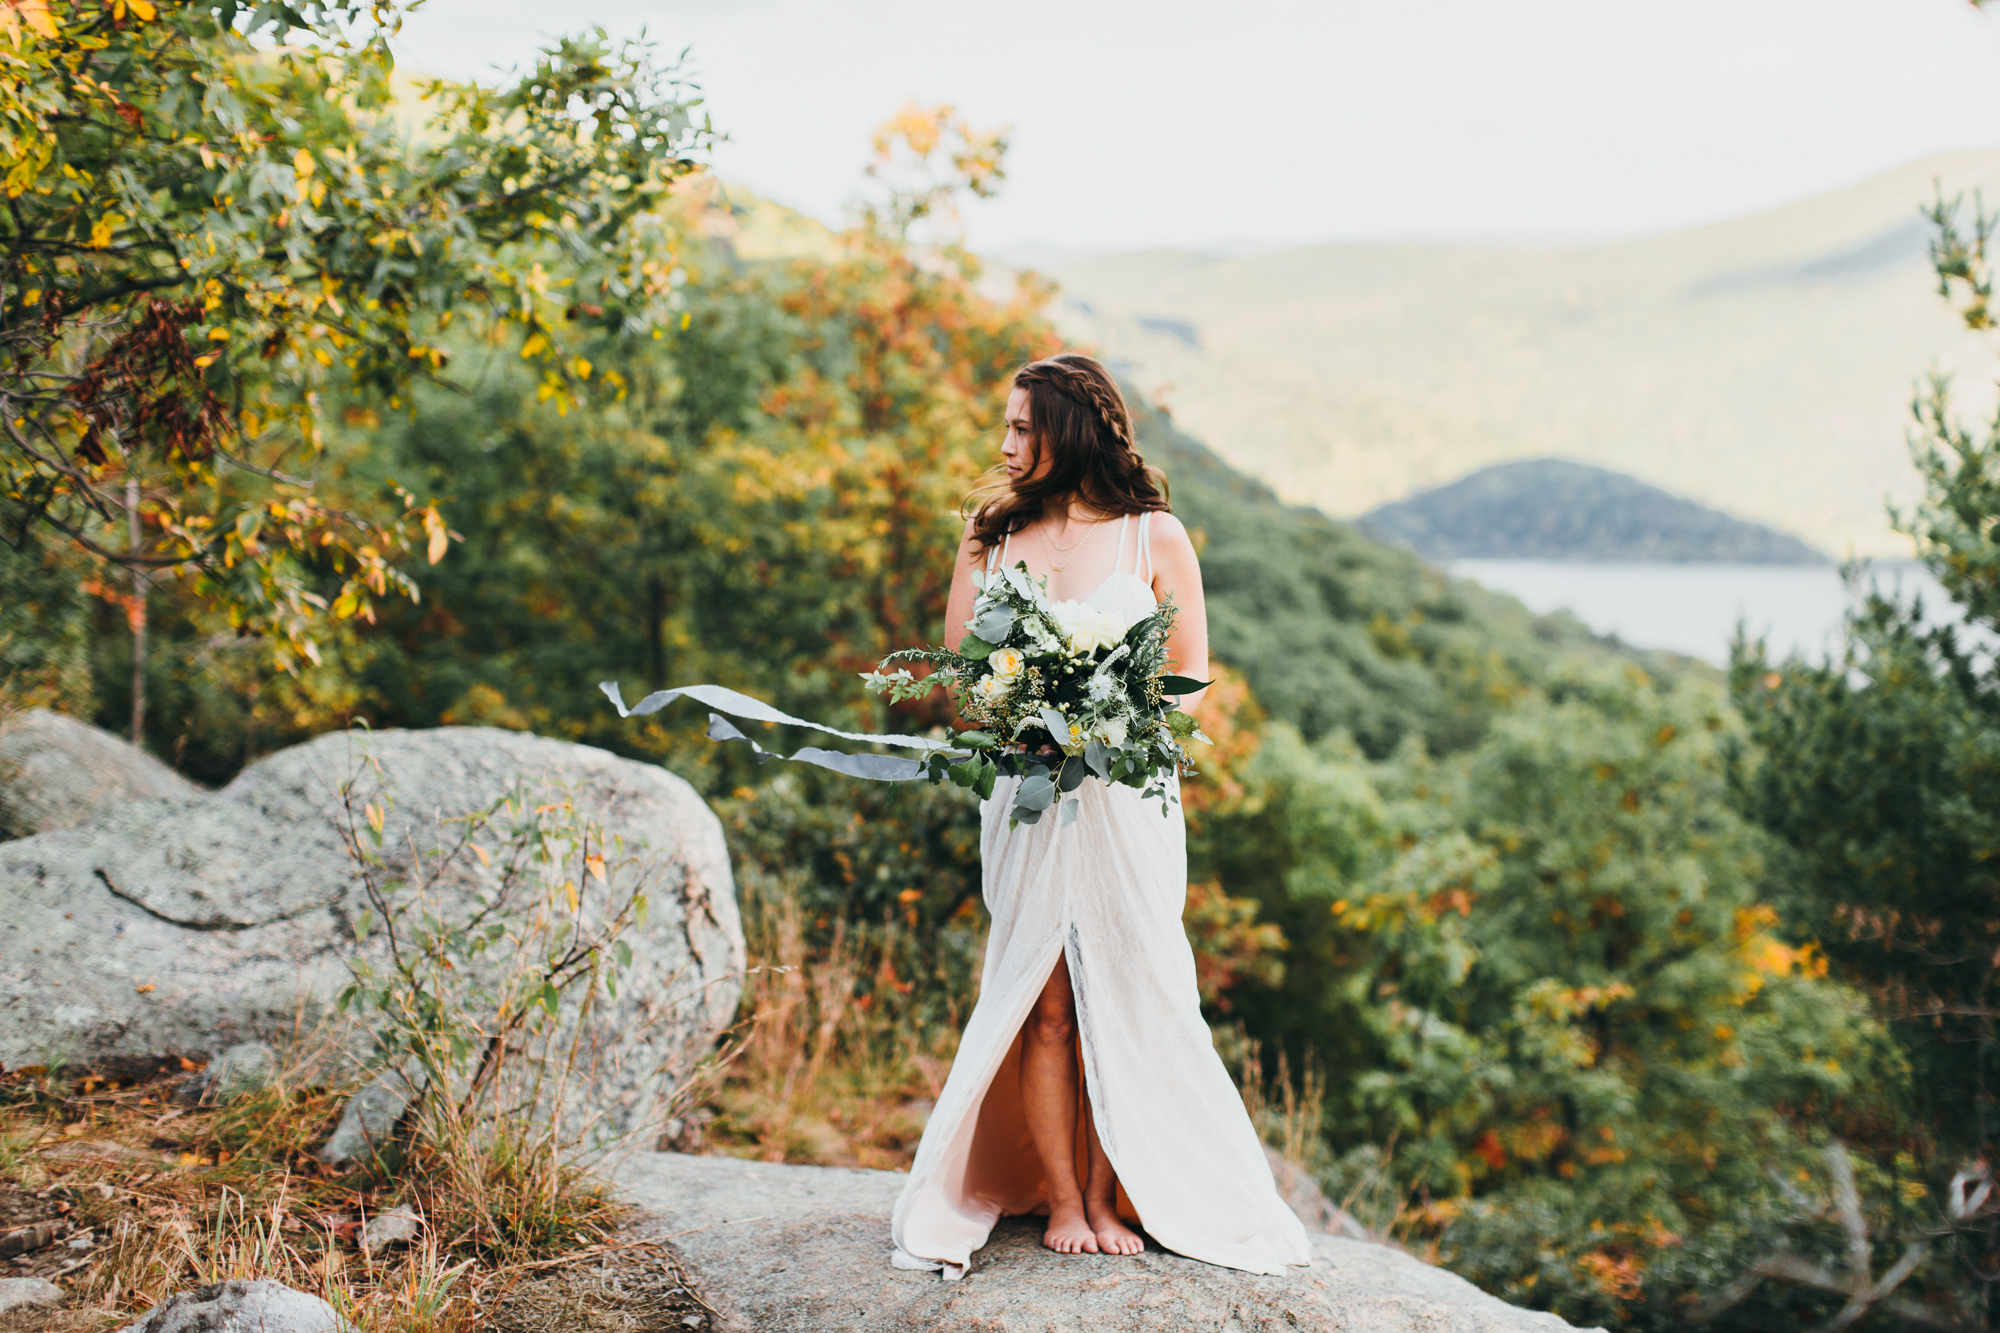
(1147, 512, 1209, 711)
(942, 520, 984, 653)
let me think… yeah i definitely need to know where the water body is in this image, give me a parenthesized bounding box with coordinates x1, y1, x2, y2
(1449, 560, 1956, 666)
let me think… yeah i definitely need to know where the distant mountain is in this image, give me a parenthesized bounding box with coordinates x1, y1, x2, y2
(1013, 149, 2000, 558)
(1360, 460, 1827, 563)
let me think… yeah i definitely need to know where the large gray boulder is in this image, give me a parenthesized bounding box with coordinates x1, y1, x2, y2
(621, 1152, 1602, 1333)
(0, 708, 202, 839)
(0, 724, 744, 1149)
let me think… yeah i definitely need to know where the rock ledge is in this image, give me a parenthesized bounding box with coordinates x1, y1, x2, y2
(620, 1152, 1602, 1333)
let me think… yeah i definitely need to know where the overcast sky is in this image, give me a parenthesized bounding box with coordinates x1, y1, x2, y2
(392, 0, 2000, 252)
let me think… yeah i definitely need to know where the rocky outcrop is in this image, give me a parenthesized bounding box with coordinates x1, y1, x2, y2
(0, 724, 745, 1147)
(620, 1152, 1602, 1333)
(0, 709, 201, 840)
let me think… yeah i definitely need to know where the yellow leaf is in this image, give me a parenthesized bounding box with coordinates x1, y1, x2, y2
(206, 328, 229, 341)
(9, 0, 60, 40)
(88, 211, 124, 248)
(585, 853, 606, 883)
(292, 147, 314, 178)
(135, 982, 155, 994)
(519, 331, 548, 359)
(423, 507, 448, 564)
(193, 353, 218, 368)
(128, 0, 155, 17)
(365, 803, 384, 834)
(471, 842, 490, 868)
(563, 880, 579, 913)
(572, 357, 591, 380)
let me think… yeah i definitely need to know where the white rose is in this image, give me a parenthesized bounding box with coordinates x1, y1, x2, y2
(973, 676, 1009, 706)
(1094, 715, 1130, 748)
(1051, 600, 1125, 655)
(989, 646, 1025, 680)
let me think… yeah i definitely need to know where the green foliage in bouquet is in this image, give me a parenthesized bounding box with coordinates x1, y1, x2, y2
(862, 562, 1209, 826)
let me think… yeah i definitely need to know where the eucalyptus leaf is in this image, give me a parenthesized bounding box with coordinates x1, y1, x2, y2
(971, 603, 1016, 643)
(1016, 774, 1057, 810)
(1059, 757, 1087, 792)
(1083, 738, 1109, 780)
(1059, 797, 1081, 827)
(958, 633, 997, 661)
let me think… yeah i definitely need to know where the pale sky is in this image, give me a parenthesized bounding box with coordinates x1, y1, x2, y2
(392, 0, 2000, 252)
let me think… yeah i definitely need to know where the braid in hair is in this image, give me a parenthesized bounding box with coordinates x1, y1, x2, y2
(965, 352, 1169, 553)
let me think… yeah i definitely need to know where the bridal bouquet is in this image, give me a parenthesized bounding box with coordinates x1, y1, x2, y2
(862, 562, 1209, 826)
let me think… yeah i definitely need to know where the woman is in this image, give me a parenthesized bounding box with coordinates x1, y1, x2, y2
(889, 353, 1313, 1278)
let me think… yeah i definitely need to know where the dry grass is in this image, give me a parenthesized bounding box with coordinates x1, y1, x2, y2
(1222, 1027, 1330, 1174)
(697, 867, 978, 1169)
(0, 1043, 680, 1333)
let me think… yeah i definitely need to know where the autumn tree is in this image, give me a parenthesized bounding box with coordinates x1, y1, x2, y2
(0, 0, 709, 711)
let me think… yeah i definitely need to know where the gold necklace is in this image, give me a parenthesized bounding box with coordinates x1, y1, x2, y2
(1041, 509, 1105, 572)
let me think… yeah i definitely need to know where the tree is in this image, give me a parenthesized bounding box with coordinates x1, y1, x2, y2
(1729, 185, 2000, 1327)
(1, 0, 709, 682)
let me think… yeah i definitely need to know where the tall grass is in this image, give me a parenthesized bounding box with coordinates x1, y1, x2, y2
(703, 866, 982, 1168)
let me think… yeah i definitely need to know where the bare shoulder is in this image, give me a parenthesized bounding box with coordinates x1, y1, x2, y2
(1145, 511, 1198, 560)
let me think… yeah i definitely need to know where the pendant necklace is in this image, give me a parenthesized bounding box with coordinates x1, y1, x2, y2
(1041, 508, 1104, 573)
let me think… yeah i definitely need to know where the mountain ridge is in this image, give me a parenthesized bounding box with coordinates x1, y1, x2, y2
(1018, 148, 2000, 558)
(1359, 459, 1828, 563)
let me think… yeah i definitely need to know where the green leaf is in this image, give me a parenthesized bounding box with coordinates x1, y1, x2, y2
(958, 633, 996, 661)
(1015, 773, 1057, 811)
(957, 730, 997, 748)
(613, 939, 633, 970)
(1083, 738, 1109, 780)
(1160, 675, 1211, 696)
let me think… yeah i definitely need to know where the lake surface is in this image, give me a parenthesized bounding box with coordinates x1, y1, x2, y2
(1448, 560, 1954, 666)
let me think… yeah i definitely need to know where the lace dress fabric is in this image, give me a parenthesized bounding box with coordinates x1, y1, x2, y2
(889, 513, 1313, 1278)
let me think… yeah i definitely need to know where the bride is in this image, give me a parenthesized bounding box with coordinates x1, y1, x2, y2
(889, 353, 1313, 1278)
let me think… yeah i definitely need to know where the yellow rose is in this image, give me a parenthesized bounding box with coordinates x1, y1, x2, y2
(990, 647, 1025, 680)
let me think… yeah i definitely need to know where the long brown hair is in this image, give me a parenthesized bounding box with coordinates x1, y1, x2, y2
(966, 352, 1169, 552)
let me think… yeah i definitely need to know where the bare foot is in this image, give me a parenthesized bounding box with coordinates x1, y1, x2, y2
(1086, 1200, 1144, 1256)
(1043, 1201, 1101, 1254)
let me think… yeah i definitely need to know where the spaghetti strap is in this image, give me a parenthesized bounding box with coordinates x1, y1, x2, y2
(1113, 513, 1131, 576)
(1137, 512, 1154, 583)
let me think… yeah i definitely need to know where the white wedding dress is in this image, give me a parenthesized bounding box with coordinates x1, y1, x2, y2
(889, 513, 1313, 1279)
